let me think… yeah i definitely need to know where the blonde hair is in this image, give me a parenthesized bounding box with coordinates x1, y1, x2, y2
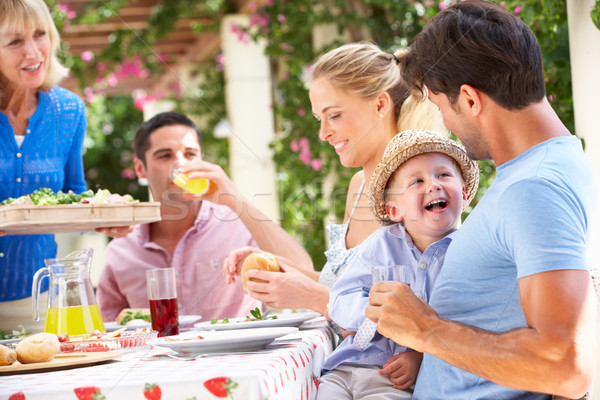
(311, 42, 446, 136)
(0, 0, 69, 101)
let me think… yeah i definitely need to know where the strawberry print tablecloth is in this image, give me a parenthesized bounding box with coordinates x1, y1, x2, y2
(0, 323, 336, 400)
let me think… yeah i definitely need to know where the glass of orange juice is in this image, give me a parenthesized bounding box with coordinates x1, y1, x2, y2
(170, 160, 210, 195)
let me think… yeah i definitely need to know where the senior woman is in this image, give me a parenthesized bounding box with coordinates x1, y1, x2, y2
(224, 42, 446, 317)
(0, 0, 128, 333)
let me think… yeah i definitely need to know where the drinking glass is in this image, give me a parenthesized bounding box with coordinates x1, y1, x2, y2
(170, 159, 210, 196)
(371, 265, 411, 286)
(146, 268, 179, 337)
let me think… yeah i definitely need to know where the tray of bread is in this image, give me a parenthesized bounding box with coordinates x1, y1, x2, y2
(0, 332, 127, 375)
(0, 188, 161, 235)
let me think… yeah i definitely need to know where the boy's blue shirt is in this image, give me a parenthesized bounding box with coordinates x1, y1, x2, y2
(323, 223, 453, 371)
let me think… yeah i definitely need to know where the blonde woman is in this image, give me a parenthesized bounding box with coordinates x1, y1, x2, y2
(224, 42, 445, 316)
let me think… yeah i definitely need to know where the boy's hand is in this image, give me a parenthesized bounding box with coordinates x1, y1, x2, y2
(379, 351, 423, 389)
(341, 329, 356, 339)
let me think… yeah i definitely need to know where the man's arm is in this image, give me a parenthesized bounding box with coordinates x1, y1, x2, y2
(366, 269, 597, 398)
(182, 160, 314, 271)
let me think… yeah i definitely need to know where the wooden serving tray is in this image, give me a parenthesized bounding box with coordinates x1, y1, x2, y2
(0, 352, 121, 374)
(0, 202, 161, 235)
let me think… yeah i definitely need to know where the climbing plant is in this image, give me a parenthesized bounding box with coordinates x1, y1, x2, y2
(51, 0, 594, 268)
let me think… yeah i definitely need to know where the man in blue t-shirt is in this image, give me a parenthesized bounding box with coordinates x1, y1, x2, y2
(365, 1, 598, 399)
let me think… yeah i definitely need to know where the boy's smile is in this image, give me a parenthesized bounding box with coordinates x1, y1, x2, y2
(385, 152, 468, 250)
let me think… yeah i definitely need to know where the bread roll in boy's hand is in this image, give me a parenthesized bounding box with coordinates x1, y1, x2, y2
(241, 252, 280, 293)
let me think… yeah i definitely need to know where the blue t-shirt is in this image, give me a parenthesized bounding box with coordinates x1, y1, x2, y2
(414, 136, 598, 399)
(324, 223, 451, 371)
(0, 87, 87, 301)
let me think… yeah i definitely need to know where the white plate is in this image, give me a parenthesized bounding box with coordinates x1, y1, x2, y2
(104, 315, 202, 331)
(193, 311, 321, 331)
(149, 327, 298, 355)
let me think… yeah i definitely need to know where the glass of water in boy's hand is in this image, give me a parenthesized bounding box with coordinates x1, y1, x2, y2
(371, 265, 411, 286)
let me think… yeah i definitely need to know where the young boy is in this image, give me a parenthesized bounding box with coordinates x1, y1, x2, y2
(317, 129, 479, 399)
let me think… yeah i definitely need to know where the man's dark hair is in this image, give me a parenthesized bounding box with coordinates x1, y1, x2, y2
(400, 0, 546, 110)
(134, 111, 203, 165)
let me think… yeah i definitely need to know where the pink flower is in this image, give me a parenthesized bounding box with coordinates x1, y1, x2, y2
(157, 54, 167, 64)
(281, 42, 294, 52)
(216, 54, 225, 72)
(290, 140, 299, 152)
(299, 149, 312, 165)
(230, 23, 249, 43)
(58, 4, 69, 13)
(250, 14, 269, 28)
(298, 137, 309, 149)
(107, 74, 118, 87)
(133, 94, 156, 111)
(297, 109, 306, 117)
(514, 5, 521, 15)
(439, 2, 448, 10)
(67, 10, 76, 19)
(311, 159, 323, 171)
(81, 51, 94, 63)
(97, 62, 108, 72)
(277, 14, 287, 23)
(265, 0, 274, 5)
(120, 168, 137, 179)
(83, 87, 95, 103)
(548, 94, 556, 102)
(248, 1, 257, 12)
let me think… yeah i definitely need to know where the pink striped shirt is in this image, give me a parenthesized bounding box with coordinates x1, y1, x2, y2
(96, 201, 261, 322)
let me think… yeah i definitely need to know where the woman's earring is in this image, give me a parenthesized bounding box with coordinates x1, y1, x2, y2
(378, 113, 384, 118)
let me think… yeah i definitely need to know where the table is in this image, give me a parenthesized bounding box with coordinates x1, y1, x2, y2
(0, 322, 335, 400)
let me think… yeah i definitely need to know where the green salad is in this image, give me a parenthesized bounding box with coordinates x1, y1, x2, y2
(0, 188, 136, 206)
(0, 325, 29, 340)
(119, 310, 151, 325)
(210, 307, 278, 324)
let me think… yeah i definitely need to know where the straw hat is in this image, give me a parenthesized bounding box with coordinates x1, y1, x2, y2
(369, 129, 480, 225)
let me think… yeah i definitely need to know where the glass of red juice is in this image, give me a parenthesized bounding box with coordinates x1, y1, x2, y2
(146, 268, 179, 337)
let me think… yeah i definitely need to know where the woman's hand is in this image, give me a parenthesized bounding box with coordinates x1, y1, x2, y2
(244, 262, 327, 312)
(379, 351, 423, 389)
(96, 225, 133, 238)
(223, 246, 260, 284)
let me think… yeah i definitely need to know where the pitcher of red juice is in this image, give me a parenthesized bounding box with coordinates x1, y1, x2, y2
(32, 248, 105, 335)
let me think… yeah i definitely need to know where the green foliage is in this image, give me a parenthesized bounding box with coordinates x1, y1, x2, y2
(52, 0, 597, 270)
(593, 0, 600, 30)
(82, 96, 147, 200)
(174, 61, 230, 169)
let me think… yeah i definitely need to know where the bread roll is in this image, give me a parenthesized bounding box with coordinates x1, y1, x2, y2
(241, 252, 280, 293)
(0, 344, 17, 366)
(16, 332, 60, 364)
